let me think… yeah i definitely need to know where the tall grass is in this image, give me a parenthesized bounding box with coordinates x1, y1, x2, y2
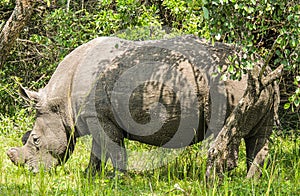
(0, 111, 299, 195)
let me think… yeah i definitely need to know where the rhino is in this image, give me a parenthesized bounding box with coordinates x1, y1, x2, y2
(7, 35, 279, 177)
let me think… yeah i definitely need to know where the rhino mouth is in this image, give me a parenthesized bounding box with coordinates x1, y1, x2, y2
(7, 147, 61, 173)
(27, 154, 60, 173)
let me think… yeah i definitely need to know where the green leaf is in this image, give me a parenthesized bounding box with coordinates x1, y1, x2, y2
(288, 95, 296, 102)
(234, 3, 239, 9)
(211, 72, 218, 78)
(294, 99, 300, 107)
(220, 74, 228, 81)
(228, 64, 235, 73)
(284, 103, 291, 109)
(202, 6, 209, 20)
(202, 0, 208, 5)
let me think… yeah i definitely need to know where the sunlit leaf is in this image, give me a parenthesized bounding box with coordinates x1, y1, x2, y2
(202, 6, 209, 20)
(284, 103, 291, 109)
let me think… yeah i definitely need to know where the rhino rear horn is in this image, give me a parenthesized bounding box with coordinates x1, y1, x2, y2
(19, 85, 40, 102)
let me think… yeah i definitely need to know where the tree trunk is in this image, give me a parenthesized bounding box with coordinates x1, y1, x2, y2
(0, 0, 35, 68)
(206, 64, 284, 180)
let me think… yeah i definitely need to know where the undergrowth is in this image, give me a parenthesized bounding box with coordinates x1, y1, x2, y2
(0, 111, 299, 195)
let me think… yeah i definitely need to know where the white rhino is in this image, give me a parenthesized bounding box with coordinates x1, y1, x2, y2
(7, 35, 279, 177)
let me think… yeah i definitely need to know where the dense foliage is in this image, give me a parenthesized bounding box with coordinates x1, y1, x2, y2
(0, 0, 299, 128)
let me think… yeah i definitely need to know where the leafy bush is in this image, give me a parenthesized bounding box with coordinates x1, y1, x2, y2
(201, 0, 299, 128)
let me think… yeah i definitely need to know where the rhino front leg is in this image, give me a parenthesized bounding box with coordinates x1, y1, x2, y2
(106, 138, 127, 174)
(85, 139, 108, 176)
(86, 137, 127, 176)
(101, 120, 127, 173)
(226, 139, 241, 171)
(86, 117, 127, 176)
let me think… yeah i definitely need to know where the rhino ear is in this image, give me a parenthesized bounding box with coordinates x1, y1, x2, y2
(22, 130, 32, 145)
(19, 85, 40, 102)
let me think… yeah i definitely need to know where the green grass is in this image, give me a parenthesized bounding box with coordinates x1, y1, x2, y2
(0, 111, 299, 195)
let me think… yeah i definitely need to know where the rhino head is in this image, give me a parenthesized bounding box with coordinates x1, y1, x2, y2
(6, 87, 76, 173)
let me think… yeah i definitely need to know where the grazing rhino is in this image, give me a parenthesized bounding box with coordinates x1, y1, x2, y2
(7, 35, 279, 177)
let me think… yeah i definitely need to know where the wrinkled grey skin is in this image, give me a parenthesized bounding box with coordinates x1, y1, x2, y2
(7, 35, 278, 176)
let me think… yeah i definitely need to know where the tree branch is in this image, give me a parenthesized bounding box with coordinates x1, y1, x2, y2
(0, 0, 36, 68)
(262, 64, 284, 87)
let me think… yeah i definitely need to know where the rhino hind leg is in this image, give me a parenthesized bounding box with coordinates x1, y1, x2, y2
(244, 112, 273, 178)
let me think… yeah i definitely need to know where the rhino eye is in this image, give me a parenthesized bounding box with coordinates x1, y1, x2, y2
(33, 136, 40, 146)
(51, 105, 59, 113)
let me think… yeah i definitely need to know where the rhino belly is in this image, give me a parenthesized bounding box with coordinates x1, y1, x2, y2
(112, 81, 207, 148)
